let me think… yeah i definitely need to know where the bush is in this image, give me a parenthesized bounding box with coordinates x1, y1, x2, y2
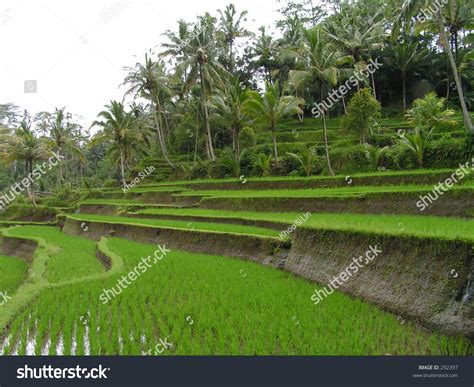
(239, 127, 257, 148)
(424, 137, 471, 168)
(329, 144, 373, 173)
(342, 88, 381, 143)
(49, 183, 83, 207)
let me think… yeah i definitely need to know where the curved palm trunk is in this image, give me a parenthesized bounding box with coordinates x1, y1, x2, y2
(152, 103, 175, 167)
(199, 63, 216, 161)
(370, 71, 377, 100)
(437, 12, 473, 134)
(322, 112, 334, 176)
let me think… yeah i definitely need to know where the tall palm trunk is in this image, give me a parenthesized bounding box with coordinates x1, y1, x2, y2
(56, 149, 63, 184)
(194, 109, 199, 162)
(322, 112, 334, 176)
(370, 71, 377, 100)
(199, 63, 216, 161)
(152, 101, 175, 167)
(119, 150, 127, 190)
(271, 123, 278, 163)
(26, 160, 37, 207)
(402, 70, 407, 111)
(437, 11, 473, 134)
(236, 127, 240, 158)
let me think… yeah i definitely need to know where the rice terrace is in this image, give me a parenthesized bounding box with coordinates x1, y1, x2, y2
(0, 0, 473, 360)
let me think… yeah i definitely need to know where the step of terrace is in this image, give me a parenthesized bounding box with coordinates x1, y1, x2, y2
(78, 202, 199, 215)
(61, 215, 473, 337)
(63, 216, 291, 268)
(194, 189, 473, 218)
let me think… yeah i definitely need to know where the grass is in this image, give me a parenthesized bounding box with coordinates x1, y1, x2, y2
(7, 226, 105, 283)
(1, 236, 470, 355)
(68, 214, 282, 239)
(173, 183, 474, 199)
(106, 168, 468, 189)
(135, 208, 474, 243)
(80, 199, 172, 206)
(0, 255, 28, 296)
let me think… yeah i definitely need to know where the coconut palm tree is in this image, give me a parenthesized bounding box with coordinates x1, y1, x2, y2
(323, 3, 386, 98)
(175, 16, 229, 161)
(396, 0, 473, 133)
(211, 76, 248, 156)
(387, 39, 428, 111)
(243, 81, 304, 163)
(288, 27, 345, 175)
(2, 115, 44, 206)
(123, 52, 175, 167)
(36, 107, 83, 183)
(217, 3, 252, 72)
(91, 101, 145, 190)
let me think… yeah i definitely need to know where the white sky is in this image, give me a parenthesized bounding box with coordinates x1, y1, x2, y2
(0, 0, 281, 129)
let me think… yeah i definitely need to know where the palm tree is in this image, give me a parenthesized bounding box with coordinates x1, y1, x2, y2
(91, 101, 145, 190)
(387, 39, 428, 111)
(123, 52, 175, 167)
(400, 92, 457, 167)
(434, 5, 473, 134)
(2, 115, 44, 206)
(323, 3, 386, 98)
(252, 26, 279, 84)
(211, 76, 248, 156)
(175, 16, 229, 161)
(217, 3, 252, 72)
(287, 146, 318, 176)
(396, 0, 473, 133)
(36, 107, 83, 183)
(243, 81, 304, 163)
(289, 27, 344, 175)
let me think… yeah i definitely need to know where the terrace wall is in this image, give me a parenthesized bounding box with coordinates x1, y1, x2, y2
(0, 236, 38, 263)
(287, 228, 473, 337)
(197, 190, 473, 217)
(62, 218, 290, 267)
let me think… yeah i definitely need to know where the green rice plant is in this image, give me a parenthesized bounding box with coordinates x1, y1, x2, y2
(2, 233, 469, 356)
(68, 214, 282, 239)
(0, 254, 28, 295)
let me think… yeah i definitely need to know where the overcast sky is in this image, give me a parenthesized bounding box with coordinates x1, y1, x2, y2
(0, 0, 282, 129)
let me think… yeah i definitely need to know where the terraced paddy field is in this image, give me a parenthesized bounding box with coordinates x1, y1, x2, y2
(0, 168, 473, 356)
(0, 228, 470, 355)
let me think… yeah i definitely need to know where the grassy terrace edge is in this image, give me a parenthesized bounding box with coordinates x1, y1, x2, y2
(67, 214, 283, 239)
(134, 209, 474, 243)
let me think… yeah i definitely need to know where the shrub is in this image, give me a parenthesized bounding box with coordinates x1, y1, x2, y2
(329, 144, 372, 173)
(287, 146, 319, 177)
(239, 126, 257, 149)
(253, 153, 272, 177)
(342, 88, 381, 143)
(49, 183, 82, 207)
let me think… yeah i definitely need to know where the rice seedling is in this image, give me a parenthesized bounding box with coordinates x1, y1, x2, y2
(1, 234, 470, 356)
